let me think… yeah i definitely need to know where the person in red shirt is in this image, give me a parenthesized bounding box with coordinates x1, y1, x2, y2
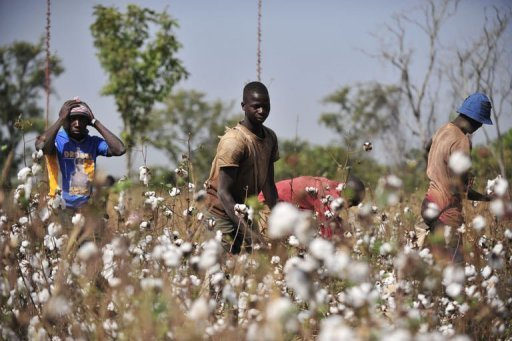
(258, 175, 365, 238)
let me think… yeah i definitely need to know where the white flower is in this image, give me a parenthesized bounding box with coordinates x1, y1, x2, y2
(472, 215, 486, 232)
(17, 167, 32, 181)
(268, 202, 300, 239)
(448, 151, 471, 175)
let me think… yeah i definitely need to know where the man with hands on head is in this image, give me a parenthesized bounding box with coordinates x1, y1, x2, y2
(36, 97, 126, 209)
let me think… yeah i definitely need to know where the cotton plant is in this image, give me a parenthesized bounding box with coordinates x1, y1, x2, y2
(139, 166, 151, 186)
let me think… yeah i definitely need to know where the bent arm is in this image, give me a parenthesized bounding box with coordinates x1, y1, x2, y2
(93, 121, 126, 156)
(35, 117, 66, 155)
(261, 163, 278, 209)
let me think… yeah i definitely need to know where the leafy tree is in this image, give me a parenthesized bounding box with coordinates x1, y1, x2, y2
(0, 39, 63, 189)
(319, 83, 405, 163)
(90, 4, 188, 176)
(274, 138, 384, 189)
(147, 89, 238, 183)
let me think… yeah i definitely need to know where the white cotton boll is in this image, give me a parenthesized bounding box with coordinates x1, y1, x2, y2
(77, 242, 99, 261)
(504, 229, 512, 240)
(347, 261, 370, 284)
(169, 187, 181, 197)
(386, 174, 403, 188)
(309, 238, 334, 261)
(448, 151, 471, 175)
(318, 315, 355, 341)
(18, 216, 29, 225)
(162, 247, 182, 267)
(72, 213, 85, 229)
(445, 283, 463, 298)
(472, 215, 486, 232)
(493, 178, 508, 197)
(32, 149, 43, 161)
(140, 278, 163, 290)
(266, 297, 294, 320)
(139, 221, 150, 229)
(325, 250, 350, 277)
(50, 193, 66, 210)
(329, 198, 344, 212)
(138, 166, 151, 186)
(288, 235, 300, 247)
(380, 242, 393, 256)
(305, 186, 318, 195)
(31, 163, 42, 177)
(174, 168, 188, 178)
(189, 296, 209, 321)
(423, 202, 440, 220)
(489, 199, 505, 218)
(481, 265, 492, 279)
(268, 202, 300, 239)
(285, 267, 311, 300)
(17, 167, 32, 181)
(294, 211, 314, 245)
(45, 295, 72, 318)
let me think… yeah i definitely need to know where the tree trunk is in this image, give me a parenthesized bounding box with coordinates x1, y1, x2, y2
(0, 147, 15, 190)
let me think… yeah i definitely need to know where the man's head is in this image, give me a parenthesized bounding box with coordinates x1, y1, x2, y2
(241, 81, 270, 126)
(457, 92, 492, 134)
(64, 103, 91, 140)
(343, 175, 366, 207)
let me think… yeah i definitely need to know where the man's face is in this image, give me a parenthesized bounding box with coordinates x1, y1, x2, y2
(242, 90, 271, 126)
(66, 115, 89, 139)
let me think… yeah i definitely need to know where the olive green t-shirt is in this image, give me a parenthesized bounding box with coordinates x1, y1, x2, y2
(206, 123, 279, 218)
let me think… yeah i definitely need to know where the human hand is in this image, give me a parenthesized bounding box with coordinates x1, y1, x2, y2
(58, 99, 80, 120)
(80, 102, 96, 124)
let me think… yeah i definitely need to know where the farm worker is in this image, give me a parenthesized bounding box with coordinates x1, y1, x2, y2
(419, 92, 493, 263)
(36, 98, 126, 210)
(258, 175, 365, 238)
(205, 81, 279, 254)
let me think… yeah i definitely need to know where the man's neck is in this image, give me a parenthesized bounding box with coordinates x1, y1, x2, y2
(241, 119, 264, 138)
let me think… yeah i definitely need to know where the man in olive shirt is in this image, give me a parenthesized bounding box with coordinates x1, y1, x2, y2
(206, 81, 279, 254)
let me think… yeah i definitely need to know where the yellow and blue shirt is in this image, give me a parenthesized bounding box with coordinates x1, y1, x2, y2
(50, 129, 109, 208)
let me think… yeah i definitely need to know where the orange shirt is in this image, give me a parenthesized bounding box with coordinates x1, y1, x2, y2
(425, 122, 471, 226)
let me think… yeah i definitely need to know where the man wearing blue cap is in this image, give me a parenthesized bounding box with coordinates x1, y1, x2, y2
(419, 92, 493, 263)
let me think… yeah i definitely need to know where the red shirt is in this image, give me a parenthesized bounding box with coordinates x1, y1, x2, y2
(258, 176, 345, 238)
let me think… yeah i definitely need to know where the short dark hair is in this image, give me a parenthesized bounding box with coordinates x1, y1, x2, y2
(243, 81, 269, 101)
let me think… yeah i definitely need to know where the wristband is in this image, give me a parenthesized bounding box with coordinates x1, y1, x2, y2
(91, 118, 98, 126)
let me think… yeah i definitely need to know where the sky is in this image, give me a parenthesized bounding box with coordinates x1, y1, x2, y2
(1, 0, 511, 177)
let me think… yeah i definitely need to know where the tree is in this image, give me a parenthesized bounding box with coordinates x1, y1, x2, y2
(446, 7, 512, 178)
(0, 39, 63, 189)
(90, 4, 188, 176)
(319, 83, 405, 163)
(274, 138, 384, 189)
(147, 89, 237, 183)
(369, 0, 460, 156)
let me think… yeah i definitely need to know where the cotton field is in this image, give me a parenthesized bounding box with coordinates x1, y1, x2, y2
(0, 163, 511, 340)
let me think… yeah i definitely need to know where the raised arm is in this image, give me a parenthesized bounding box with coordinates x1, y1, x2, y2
(82, 102, 126, 156)
(35, 100, 78, 154)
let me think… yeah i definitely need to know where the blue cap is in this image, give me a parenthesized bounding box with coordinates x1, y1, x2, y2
(457, 92, 493, 125)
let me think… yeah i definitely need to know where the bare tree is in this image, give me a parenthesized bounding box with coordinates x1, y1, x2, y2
(446, 7, 512, 178)
(369, 0, 460, 157)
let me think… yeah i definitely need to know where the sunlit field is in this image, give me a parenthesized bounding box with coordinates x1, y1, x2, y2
(1, 154, 511, 340)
